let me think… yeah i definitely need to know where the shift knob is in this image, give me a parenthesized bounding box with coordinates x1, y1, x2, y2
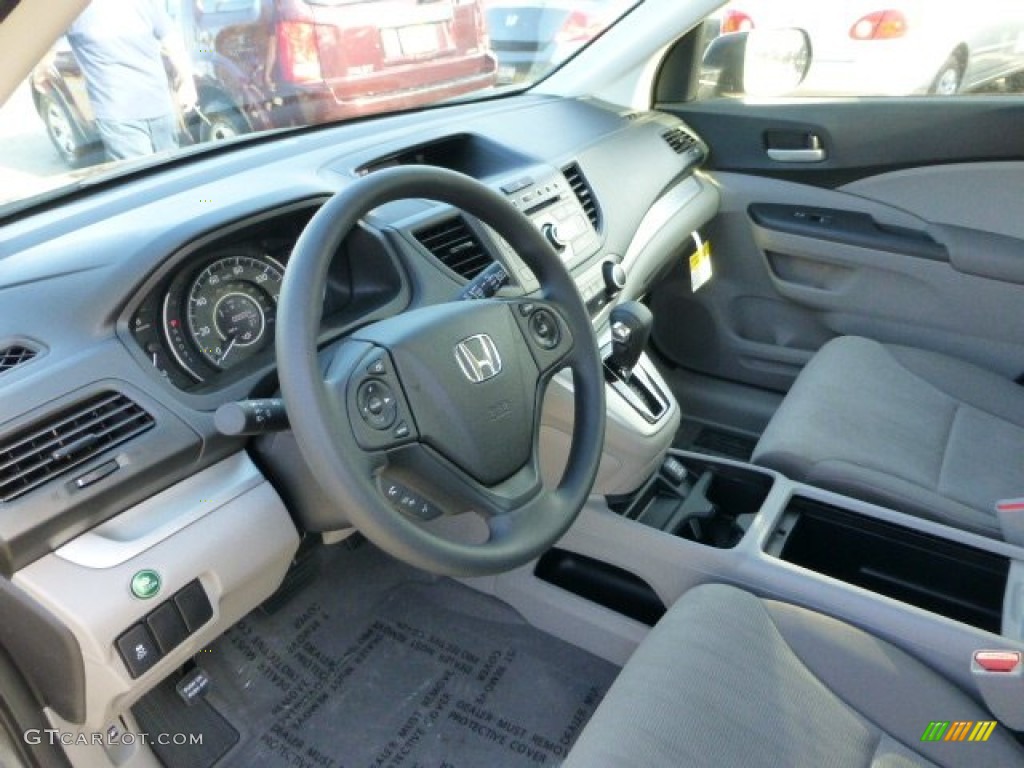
(608, 301, 653, 377)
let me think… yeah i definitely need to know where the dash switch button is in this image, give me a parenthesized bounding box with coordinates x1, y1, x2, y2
(146, 602, 190, 654)
(174, 580, 213, 633)
(116, 624, 161, 679)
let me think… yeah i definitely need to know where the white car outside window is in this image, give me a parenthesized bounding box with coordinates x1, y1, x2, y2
(718, 0, 1024, 96)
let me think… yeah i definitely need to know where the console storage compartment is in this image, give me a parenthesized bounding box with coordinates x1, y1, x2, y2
(767, 497, 1010, 633)
(612, 454, 774, 548)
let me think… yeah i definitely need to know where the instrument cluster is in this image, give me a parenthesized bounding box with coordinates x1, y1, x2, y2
(130, 245, 290, 389)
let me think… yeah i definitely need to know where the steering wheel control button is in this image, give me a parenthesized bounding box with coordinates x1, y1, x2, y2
(346, 349, 418, 450)
(357, 380, 398, 430)
(529, 308, 561, 350)
(382, 480, 441, 521)
(145, 601, 190, 654)
(174, 580, 214, 632)
(130, 569, 162, 600)
(116, 624, 162, 678)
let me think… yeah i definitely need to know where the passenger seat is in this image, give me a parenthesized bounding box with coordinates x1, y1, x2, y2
(752, 336, 1024, 540)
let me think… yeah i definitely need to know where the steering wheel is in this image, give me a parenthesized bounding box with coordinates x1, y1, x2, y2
(276, 166, 605, 576)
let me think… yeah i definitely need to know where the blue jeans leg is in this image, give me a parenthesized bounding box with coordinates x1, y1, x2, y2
(96, 115, 179, 161)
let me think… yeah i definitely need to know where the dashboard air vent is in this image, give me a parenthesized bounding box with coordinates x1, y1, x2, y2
(0, 344, 38, 375)
(414, 217, 493, 280)
(562, 163, 601, 232)
(0, 391, 154, 502)
(662, 126, 699, 155)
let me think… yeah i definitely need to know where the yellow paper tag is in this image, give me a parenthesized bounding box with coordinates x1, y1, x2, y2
(689, 237, 713, 293)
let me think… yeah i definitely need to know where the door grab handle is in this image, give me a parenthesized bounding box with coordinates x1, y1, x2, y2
(766, 133, 826, 163)
(766, 147, 827, 163)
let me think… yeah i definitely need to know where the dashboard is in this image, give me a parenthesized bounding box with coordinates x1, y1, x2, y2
(0, 93, 717, 728)
(0, 94, 717, 562)
(114, 113, 708, 397)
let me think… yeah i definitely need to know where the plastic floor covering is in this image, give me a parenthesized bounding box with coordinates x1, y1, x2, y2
(138, 540, 619, 768)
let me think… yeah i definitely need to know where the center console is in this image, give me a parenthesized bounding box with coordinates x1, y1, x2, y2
(766, 496, 1011, 634)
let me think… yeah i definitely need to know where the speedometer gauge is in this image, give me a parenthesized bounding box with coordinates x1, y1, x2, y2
(163, 249, 284, 380)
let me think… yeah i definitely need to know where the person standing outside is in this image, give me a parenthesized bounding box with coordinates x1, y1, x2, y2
(66, 0, 197, 161)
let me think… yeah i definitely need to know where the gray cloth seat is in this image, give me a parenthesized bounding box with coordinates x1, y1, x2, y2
(752, 336, 1024, 539)
(565, 584, 1024, 768)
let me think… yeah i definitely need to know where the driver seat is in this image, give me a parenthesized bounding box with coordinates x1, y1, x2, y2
(564, 584, 1024, 767)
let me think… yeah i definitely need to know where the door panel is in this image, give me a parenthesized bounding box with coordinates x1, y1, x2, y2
(671, 99, 1024, 182)
(649, 100, 1024, 393)
(842, 163, 1024, 240)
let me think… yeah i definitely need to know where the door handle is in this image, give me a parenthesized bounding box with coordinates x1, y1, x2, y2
(765, 133, 827, 163)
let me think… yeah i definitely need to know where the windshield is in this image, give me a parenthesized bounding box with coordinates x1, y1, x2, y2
(0, 0, 639, 211)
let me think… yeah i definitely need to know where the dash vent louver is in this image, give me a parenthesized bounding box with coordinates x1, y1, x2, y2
(0, 391, 154, 502)
(0, 344, 38, 375)
(414, 217, 493, 280)
(562, 163, 601, 232)
(662, 126, 699, 155)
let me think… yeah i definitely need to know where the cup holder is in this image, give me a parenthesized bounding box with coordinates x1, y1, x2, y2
(609, 453, 774, 548)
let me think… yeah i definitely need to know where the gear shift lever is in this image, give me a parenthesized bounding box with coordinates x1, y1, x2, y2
(608, 301, 653, 379)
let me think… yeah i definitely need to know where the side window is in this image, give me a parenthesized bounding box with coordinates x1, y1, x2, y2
(703, 1, 1024, 98)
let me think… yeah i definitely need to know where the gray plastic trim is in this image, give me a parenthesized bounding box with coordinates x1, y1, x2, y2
(620, 175, 718, 305)
(13, 453, 299, 730)
(622, 176, 702, 270)
(1005, 560, 1024, 642)
(55, 452, 263, 569)
(540, 350, 679, 498)
(478, 451, 1024, 699)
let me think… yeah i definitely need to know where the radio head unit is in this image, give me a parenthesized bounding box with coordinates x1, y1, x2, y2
(502, 172, 601, 272)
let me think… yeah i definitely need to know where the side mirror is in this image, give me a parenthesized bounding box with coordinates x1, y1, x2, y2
(701, 28, 811, 97)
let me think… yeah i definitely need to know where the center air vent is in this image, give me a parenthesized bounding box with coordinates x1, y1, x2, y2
(414, 217, 493, 280)
(562, 163, 601, 232)
(0, 391, 154, 502)
(662, 126, 699, 155)
(0, 343, 39, 375)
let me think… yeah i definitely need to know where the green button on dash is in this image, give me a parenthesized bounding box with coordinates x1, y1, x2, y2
(131, 569, 162, 600)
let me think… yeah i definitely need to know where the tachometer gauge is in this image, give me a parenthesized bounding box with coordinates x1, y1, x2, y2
(163, 249, 284, 379)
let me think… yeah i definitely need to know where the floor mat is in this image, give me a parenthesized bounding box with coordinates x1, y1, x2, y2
(133, 675, 239, 768)
(674, 418, 758, 461)
(193, 542, 618, 768)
